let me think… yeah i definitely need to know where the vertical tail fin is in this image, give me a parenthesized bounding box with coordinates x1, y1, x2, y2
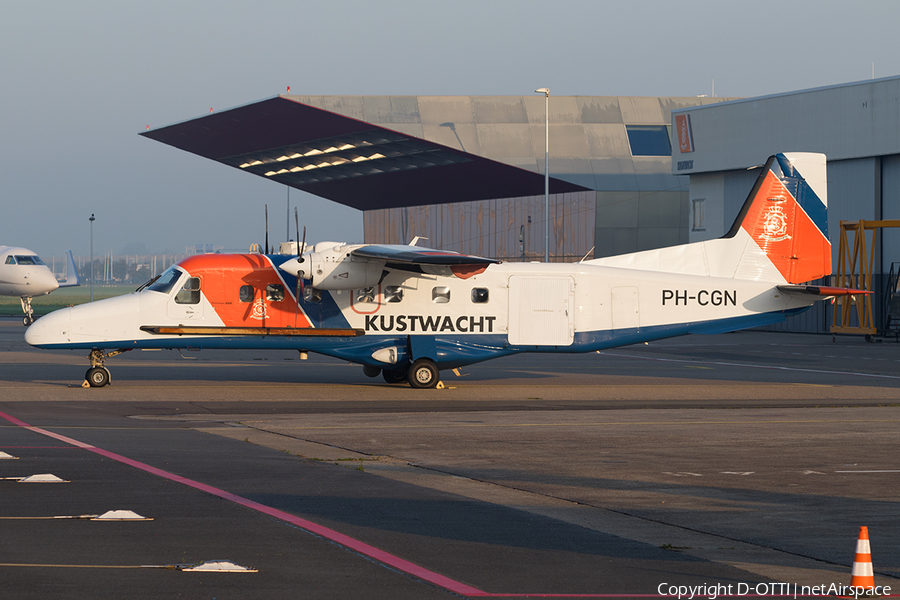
(727, 152, 830, 284)
(584, 152, 830, 284)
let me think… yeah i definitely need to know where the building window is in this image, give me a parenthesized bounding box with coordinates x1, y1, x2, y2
(692, 198, 706, 231)
(175, 277, 201, 304)
(239, 285, 254, 302)
(625, 125, 671, 156)
(384, 286, 403, 303)
(266, 283, 285, 302)
(432, 287, 450, 303)
(471, 288, 489, 303)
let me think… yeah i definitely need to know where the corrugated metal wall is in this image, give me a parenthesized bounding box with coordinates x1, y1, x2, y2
(364, 191, 596, 262)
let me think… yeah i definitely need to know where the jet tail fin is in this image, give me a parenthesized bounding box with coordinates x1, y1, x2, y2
(58, 250, 81, 287)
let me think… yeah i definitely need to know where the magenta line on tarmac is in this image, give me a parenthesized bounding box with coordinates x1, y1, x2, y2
(0, 409, 485, 596)
(0, 410, 627, 598)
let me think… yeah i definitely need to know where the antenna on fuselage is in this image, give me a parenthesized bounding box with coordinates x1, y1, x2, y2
(264, 204, 270, 254)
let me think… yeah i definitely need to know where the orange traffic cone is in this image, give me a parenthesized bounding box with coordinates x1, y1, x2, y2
(849, 526, 874, 589)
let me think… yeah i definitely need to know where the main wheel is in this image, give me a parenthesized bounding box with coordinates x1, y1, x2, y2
(362, 365, 381, 378)
(382, 368, 407, 384)
(407, 358, 439, 389)
(85, 366, 110, 388)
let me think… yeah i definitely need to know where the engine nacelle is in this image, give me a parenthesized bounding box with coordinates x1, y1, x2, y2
(279, 243, 385, 290)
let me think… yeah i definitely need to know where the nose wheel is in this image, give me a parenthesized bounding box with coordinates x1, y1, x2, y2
(20, 297, 35, 326)
(82, 348, 130, 388)
(85, 366, 111, 388)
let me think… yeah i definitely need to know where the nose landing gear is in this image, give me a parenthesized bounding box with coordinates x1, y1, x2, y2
(20, 297, 34, 326)
(83, 348, 131, 388)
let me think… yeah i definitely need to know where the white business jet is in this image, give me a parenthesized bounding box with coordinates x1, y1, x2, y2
(0, 247, 80, 325)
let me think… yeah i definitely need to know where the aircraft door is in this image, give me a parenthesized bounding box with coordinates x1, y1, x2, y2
(508, 275, 574, 346)
(167, 276, 204, 320)
(611, 286, 639, 330)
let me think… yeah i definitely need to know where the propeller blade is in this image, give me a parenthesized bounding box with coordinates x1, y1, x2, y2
(294, 207, 300, 256)
(294, 206, 306, 306)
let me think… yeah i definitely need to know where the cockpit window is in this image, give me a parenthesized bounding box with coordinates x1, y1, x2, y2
(4, 256, 14, 265)
(175, 277, 201, 304)
(14, 255, 44, 266)
(146, 266, 183, 294)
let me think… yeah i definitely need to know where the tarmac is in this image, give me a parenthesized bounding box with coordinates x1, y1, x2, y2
(2, 316, 899, 599)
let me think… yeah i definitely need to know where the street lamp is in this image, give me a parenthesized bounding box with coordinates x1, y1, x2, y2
(89, 213, 95, 302)
(535, 87, 550, 262)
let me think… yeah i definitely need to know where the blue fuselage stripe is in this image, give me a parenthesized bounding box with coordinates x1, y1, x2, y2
(33, 308, 808, 371)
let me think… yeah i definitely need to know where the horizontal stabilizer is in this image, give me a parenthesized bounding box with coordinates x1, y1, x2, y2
(777, 285, 871, 298)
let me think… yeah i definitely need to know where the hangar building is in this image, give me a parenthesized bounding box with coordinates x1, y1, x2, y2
(143, 94, 734, 262)
(143, 79, 900, 334)
(672, 76, 900, 333)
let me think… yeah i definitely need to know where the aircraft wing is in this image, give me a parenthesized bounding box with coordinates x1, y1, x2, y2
(351, 245, 499, 279)
(352, 245, 498, 266)
(776, 285, 871, 298)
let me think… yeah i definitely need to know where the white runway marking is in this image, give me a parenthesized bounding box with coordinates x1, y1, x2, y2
(599, 352, 900, 380)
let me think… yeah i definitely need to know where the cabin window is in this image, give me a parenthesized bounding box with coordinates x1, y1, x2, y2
(266, 284, 285, 302)
(175, 277, 201, 304)
(4, 256, 15, 264)
(471, 288, 489, 303)
(239, 285, 254, 302)
(303, 287, 321, 303)
(384, 286, 403, 303)
(356, 287, 376, 303)
(432, 287, 450, 303)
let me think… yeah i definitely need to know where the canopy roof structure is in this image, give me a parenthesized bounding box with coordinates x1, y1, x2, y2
(141, 96, 588, 210)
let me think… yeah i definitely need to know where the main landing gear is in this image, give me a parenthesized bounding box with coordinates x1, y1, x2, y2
(366, 358, 442, 389)
(82, 348, 130, 388)
(407, 358, 439, 389)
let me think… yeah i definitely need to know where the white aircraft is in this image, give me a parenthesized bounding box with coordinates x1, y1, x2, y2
(25, 153, 865, 388)
(1, 247, 80, 325)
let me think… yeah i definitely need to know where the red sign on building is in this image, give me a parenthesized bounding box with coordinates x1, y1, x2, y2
(676, 114, 694, 153)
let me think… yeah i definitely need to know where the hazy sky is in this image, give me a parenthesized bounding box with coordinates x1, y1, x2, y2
(2, 0, 899, 260)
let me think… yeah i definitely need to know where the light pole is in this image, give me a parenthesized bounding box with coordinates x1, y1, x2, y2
(535, 88, 550, 262)
(89, 213, 95, 302)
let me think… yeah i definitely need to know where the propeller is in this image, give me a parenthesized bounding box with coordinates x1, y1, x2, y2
(294, 207, 306, 305)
